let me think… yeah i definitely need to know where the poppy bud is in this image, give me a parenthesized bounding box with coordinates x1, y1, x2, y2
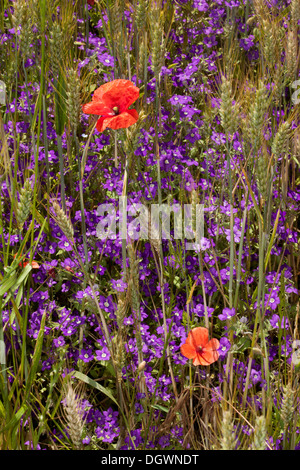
(138, 361, 146, 372)
(48, 267, 56, 279)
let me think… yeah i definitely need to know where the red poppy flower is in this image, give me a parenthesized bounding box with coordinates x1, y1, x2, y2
(14, 254, 40, 269)
(180, 327, 220, 366)
(26, 260, 40, 269)
(82, 79, 139, 133)
(87, 0, 95, 5)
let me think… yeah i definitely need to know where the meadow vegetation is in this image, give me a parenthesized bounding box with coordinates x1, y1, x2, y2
(0, 0, 299, 450)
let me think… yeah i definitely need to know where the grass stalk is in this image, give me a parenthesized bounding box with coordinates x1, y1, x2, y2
(57, 134, 66, 212)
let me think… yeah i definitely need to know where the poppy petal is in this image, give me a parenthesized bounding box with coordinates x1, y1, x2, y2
(96, 116, 109, 133)
(92, 81, 115, 101)
(193, 353, 207, 366)
(193, 353, 213, 366)
(206, 338, 220, 352)
(96, 110, 138, 132)
(197, 349, 219, 366)
(31, 261, 40, 269)
(99, 79, 139, 113)
(194, 339, 220, 366)
(188, 327, 209, 349)
(126, 108, 139, 121)
(180, 342, 196, 360)
(82, 101, 113, 116)
(93, 79, 137, 102)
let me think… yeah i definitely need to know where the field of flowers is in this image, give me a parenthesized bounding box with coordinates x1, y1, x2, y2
(0, 0, 299, 451)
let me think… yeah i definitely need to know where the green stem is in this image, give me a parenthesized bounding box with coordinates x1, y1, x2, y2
(121, 148, 129, 276)
(42, 95, 50, 226)
(223, 137, 235, 405)
(0, 295, 9, 413)
(242, 220, 266, 406)
(74, 134, 89, 267)
(85, 3, 89, 53)
(227, 143, 234, 310)
(234, 190, 249, 310)
(57, 134, 66, 213)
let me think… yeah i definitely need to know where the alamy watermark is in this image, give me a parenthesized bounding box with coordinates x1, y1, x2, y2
(96, 196, 206, 251)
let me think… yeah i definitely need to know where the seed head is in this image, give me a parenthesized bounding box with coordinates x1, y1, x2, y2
(150, 10, 164, 80)
(281, 383, 295, 430)
(63, 383, 85, 449)
(52, 200, 74, 242)
(248, 80, 268, 151)
(66, 69, 81, 133)
(220, 410, 238, 450)
(252, 415, 267, 450)
(49, 22, 64, 79)
(136, 0, 148, 32)
(291, 0, 300, 28)
(16, 179, 32, 229)
(219, 76, 237, 135)
(271, 121, 290, 157)
(286, 30, 298, 84)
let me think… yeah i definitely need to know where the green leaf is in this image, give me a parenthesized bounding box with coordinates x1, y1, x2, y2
(13, 264, 32, 292)
(236, 336, 251, 353)
(167, 63, 179, 69)
(0, 399, 5, 419)
(0, 404, 28, 433)
(151, 404, 169, 413)
(264, 208, 280, 270)
(73, 371, 119, 407)
(0, 272, 17, 297)
(24, 312, 47, 400)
